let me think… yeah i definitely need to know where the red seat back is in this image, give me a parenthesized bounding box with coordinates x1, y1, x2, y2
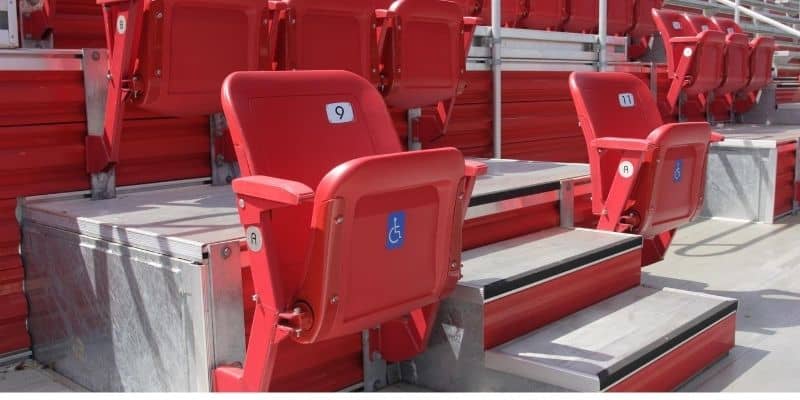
(743, 36, 776, 93)
(223, 70, 467, 341)
(712, 16, 744, 35)
(478, 0, 526, 27)
(570, 72, 712, 237)
(652, 9, 726, 94)
(570, 72, 663, 212)
(133, 0, 265, 115)
(563, 0, 597, 33)
(226, 70, 401, 306)
(685, 14, 750, 95)
(563, 0, 633, 35)
(630, 0, 662, 39)
(519, 0, 567, 30)
(275, 0, 380, 84)
(381, 0, 467, 109)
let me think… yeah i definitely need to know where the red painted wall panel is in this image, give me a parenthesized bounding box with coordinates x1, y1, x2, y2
(774, 142, 796, 218)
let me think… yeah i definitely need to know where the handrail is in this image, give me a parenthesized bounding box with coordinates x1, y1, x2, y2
(713, 0, 800, 39)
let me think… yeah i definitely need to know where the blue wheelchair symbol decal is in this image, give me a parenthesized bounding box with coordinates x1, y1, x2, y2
(673, 159, 683, 183)
(386, 211, 406, 250)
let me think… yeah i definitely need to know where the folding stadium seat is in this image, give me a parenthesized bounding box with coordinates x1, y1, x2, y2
(89, 0, 266, 174)
(569, 71, 723, 238)
(712, 17, 776, 112)
(478, 0, 526, 27)
(628, 0, 663, 59)
(519, 0, 567, 31)
(267, 0, 380, 84)
(378, 0, 477, 135)
(212, 70, 486, 391)
(684, 14, 750, 107)
(651, 9, 726, 116)
(563, 0, 634, 35)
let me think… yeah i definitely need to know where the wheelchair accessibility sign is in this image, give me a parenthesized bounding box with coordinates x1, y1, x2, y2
(673, 159, 683, 183)
(386, 211, 406, 250)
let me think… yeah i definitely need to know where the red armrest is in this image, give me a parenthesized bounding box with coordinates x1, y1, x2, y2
(463, 16, 479, 26)
(591, 137, 655, 153)
(670, 37, 701, 45)
(710, 131, 725, 143)
(232, 176, 314, 207)
(465, 159, 488, 177)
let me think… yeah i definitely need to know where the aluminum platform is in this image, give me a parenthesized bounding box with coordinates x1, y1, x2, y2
(455, 227, 640, 302)
(485, 286, 737, 392)
(703, 124, 800, 223)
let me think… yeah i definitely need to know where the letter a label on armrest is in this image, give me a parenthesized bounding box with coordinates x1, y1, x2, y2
(326, 102, 355, 124)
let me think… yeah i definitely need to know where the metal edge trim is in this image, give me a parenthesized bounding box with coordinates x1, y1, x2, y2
(481, 236, 644, 300)
(598, 305, 739, 390)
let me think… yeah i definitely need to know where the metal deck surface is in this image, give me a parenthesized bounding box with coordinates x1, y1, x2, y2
(469, 158, 589, 199)
(484, 286, 736, 391)
(645, 215, 800, 392)
(22, 160, 587, 263)
(457, 227, 640, 301)
(713, 124, 800, 148)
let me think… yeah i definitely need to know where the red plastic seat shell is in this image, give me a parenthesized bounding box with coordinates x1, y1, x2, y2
(569, 72, 712, 237)
(222, 70, 468, 342)
(519, 0, 567, 30)
(278, 0, 380, 84)
(684, 14, 750, 96)
(652, 9, 726, 94)
(381, 0, 467, 109)
(134, 0, 265, 115)
(563, 0, 633, 35)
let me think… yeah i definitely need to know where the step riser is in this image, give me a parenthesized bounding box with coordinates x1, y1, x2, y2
(608, 314, 736, 392)
(484, 249, 641, 348)
(409, 246, 643, 392)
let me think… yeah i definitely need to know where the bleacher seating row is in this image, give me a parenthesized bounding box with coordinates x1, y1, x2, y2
(652, 9, 775, 120)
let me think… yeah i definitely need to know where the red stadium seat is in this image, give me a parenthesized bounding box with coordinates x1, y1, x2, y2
(712, 17, 776, 112)
(379, 0, 472, 109)
(377, 0, 477, 136)
(88, 0, 266, 174)
(212, 70, 485, 391)
(268, 0, 380, 83)
(569, 72, 722, 238)
(651, 9, 726, 115)
(629, 0, 663, 59)
(519, 0, 567, 31)
(684, 15, 750, 101)
(563, 0, 634, 35)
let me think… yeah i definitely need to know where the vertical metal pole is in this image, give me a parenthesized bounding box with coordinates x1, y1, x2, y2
(491, 0, 502, 159)
(734, 0, 741, 24)
(598, 0, 608, 71)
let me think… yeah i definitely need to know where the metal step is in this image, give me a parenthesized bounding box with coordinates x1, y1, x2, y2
(484, 286, 738, 391)
(456, 227, 641, 302)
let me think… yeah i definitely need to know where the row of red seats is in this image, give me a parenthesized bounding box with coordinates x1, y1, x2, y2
(652, 9, 775, 118)
(465, 0, 663, 59)
(89, 0, 473, 174)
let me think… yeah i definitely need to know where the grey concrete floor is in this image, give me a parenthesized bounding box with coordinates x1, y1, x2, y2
(0, 360, 83, 392)
(644, 215, 800, 392)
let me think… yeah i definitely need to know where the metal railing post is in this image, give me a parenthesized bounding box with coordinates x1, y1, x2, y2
(491, 0, 502, 158)
(598, 0, 608, 71)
